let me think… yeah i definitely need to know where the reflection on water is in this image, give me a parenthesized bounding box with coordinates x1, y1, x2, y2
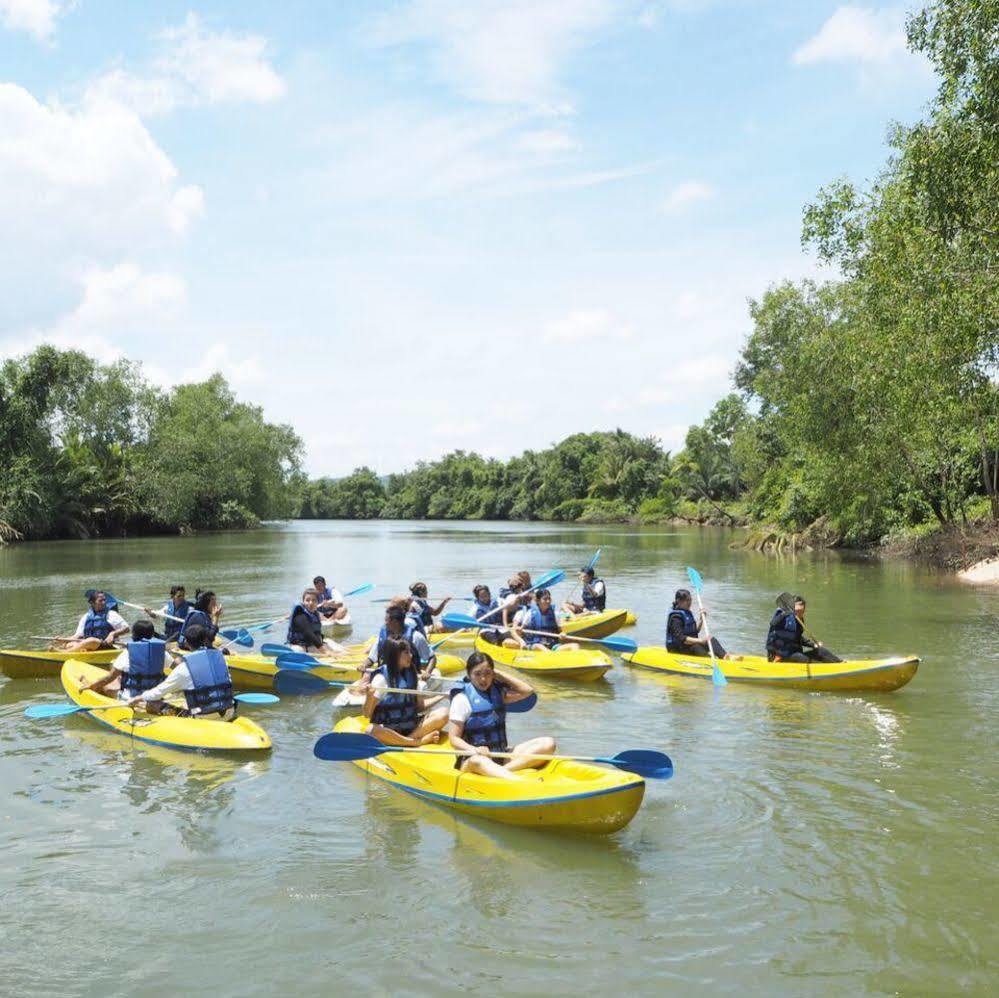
(0, 520, 995, 995)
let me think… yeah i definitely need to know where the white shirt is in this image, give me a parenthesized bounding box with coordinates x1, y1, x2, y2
(512, 606, 531, 628)
(588, 580, 606, 598)
(73, 609, 128, 638)
(135, 662, 194, 701)
(448, 690, 474, 725)
(498, 594, 521, 624)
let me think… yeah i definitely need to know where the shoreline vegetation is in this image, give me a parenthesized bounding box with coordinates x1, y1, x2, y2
(2, 3, 996, 578)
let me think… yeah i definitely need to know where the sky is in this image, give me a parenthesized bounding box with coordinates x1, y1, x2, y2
(0, 1, 937, 477)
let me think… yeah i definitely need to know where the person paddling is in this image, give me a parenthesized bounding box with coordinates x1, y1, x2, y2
(409, 582, 452, 634)
(145, 585, 190, 641)
(501, 591, 534, 649)
(54, 590, 130, 652)
(176, 589, 223, 651)
(564, 566, 607, 615)
(313, 575, 348, 624)
(81, 619, 183, 708)
(126, 624, 236, 719)
(666, 588, 727, 658)
(512, 589, 580, 652)
(448, 650, 554, 781)
(766, 596, 841, 664)
(361, 604, 438, 687)
(363, 637, 448, 747)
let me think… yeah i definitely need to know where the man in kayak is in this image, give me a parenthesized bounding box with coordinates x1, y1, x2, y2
(513, 589, 580, 652)
(55, 590, 130, 652)
(563, 566, 607, 616)
(448, 650, 553, 780)
(313, 575, 347, 625)
(766, 596, 841, 663)
(144, 585, 190, 641)
(363, 637, 448, 747)
(666, 589, 727, 658)
(408, 582, 452, 634)
(125, 624, 237, 719)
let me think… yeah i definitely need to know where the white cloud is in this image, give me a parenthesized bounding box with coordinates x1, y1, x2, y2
(516, 127, 580, 156)
(793, 6, 908, 66)
(86, 13, 286, 117)
(544, 308, 632, 343)
(0, 0, 62, 41)
(663, 179, 715, 213)
(368, 0, 617, 109)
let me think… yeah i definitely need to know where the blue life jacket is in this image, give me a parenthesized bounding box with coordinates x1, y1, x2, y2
(473, 598, 499, 622)
(526, 605, 559, 648)
(370, 663, 420, 735)
(287, 603, 323, 646)
(317, 586, 336, 618)
(82, 608, 113, 640)
(163, 599, 191, 640)
(582, 578, 606, 612)
(178, 609, 216, 650)
(405, 610, 428, 638)
(766, 610, 802, 658)
(411, 597, 434, 628)
(375, 622, 424, 667)
(452, 679, 507, 752)
(182, 649, 234, 715)
(121, 639, 167, 696)
(666, 608, 699, 651)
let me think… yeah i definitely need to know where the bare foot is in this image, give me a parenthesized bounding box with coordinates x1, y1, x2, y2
(420, 731, 441, 746)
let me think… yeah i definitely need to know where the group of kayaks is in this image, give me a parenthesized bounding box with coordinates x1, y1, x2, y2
(1, 584, 920, 837)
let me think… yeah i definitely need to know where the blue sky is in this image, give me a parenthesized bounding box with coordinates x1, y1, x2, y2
(0, 1, 935, 475)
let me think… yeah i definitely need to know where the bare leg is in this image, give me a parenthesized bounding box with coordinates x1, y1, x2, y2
(504, 736, 557, 772)
(366, 723, 424, 747)
(410, 706, 448, 739)
(555, 642, 580, 652)
(61, 637, 104, 652)
(461, 754, 521, 781)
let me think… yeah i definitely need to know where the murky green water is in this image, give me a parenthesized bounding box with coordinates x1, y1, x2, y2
(0, 521, 995, 995)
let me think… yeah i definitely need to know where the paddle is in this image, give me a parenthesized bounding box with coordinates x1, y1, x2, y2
(25, 692, 280, 719)
(371, 596, 473, 603)
(472, 569, 566, 626)
(116, 600, 185, 623)
(685, 567, 726, 687)
(274, 653, 360, 674)
(275, 668, 539, 710)
(313, 732, 673, 779)
(441, 612, 637, 655)
(219, 628, 255, 649)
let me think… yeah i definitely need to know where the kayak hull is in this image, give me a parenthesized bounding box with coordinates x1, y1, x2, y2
(61, 662, 272, 753)
(0, 648, 119, 680)
(622, 611, 638, 627)
(473, 634, 613, 682)
(622, 648, 920, 692)
(334, 715, 644, 834)
(560, 609, 629, 639)
(321, 612, 353, 637)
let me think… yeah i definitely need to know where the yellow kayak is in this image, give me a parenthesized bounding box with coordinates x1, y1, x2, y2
(622, 611, 638, 627)
(61, 661, 272, 753)
(621, 647, 920, 692)
(333, 714, 644, 834)
(473, 634, 613, 682)
(558, 609, 629, 639)
(0, 647, 120, 680)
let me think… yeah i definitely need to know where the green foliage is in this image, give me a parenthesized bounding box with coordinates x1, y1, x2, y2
(0, 348, 302, 541)
(300, 468, 386, 519)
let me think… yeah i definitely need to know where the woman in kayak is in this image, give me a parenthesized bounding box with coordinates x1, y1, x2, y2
(176, 589, 223, 651)
(144, 584, 190, 642)
(512, 589, 580, 652)
(766, 595, 840, 663)
(666, 589, 727, 658)
(313, 575, 348, 625)
(81, 619, 182, 705)
(55, 590, 130, 652)
(126, 624, 237, 719)
(408, 582, 452, 634)
(448, 650, 554, 781)
(364, 637, 448, 747)
(471, 584, 499, 624)
(500, 591, 534, 649)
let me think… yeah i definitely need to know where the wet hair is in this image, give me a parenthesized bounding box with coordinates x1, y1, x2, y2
(183, 623, 210, 650)
(131, 619, 156, 642)
(465, 650, 494, 675)
(535, 588, 551, 603)
(473, 584, 491, 600)
(302, 587, 319, 602)
(410, 582, 428, 597)
(193, 589, 215, 612)
(313, 575, 327, 587)
(381, 637, 413, 686)
(673, 588, 692, 608)
(169, 584, 186, 598)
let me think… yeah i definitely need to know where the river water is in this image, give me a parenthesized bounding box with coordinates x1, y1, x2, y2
(0, 521, 995, 996)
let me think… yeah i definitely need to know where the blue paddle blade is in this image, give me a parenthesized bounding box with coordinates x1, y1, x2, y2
(506, 691, 537, 713)
(274, 670, 346, 695)
(260, 643, 294, 658)
(685, 566, 703, 593)
(25, 703, 88, 719)
(344, 583, 374, 597)
(220, 629, 255, 648)
(599, 636, 638, 655)
(274, 654, 321, 671)
(534, 569, 565, 590)
(712, 662, 728, 687)
(234, 693, 280, 705)
(314, 731, 389, 762)
(603, 750, 674, 780)
(442, 612, 481, 630)
(588, 549, 601, 570)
